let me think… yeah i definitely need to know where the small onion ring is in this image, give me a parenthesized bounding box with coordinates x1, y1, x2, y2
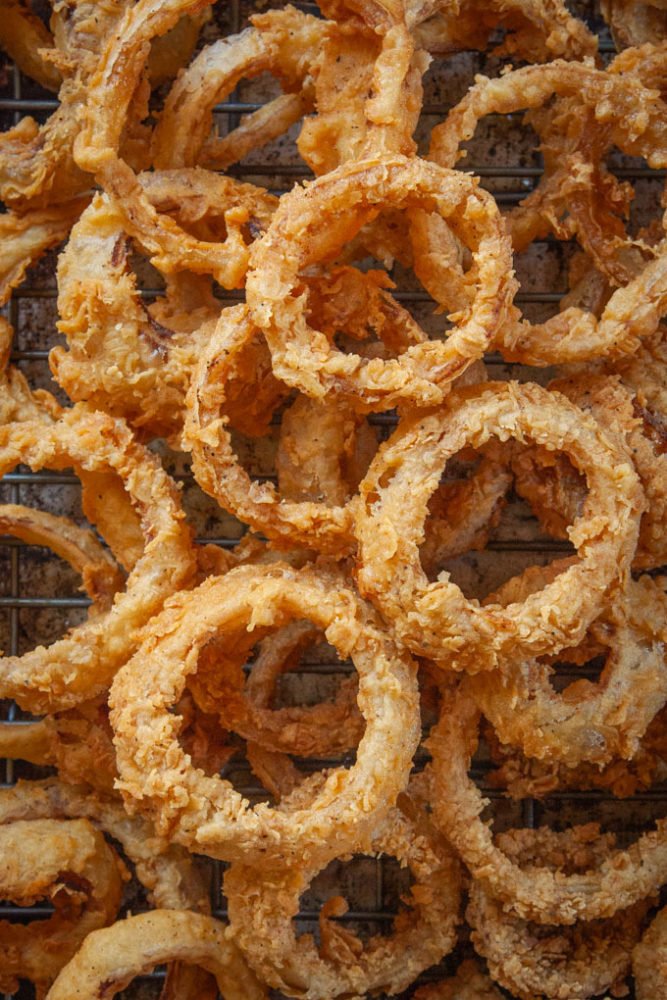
(354, 380, 643, 673)
(467, 826, 649, 1000)
(109, 562, 420, 866)
(45, 910, 267, 1000)
(426, 684, 667, 924)
(0, 817, 126, 996)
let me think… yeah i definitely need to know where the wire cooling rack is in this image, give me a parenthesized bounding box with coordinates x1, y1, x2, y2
(1, 1, 666, 997)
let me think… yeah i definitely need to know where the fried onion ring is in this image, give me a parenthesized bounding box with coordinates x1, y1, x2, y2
(355, 381, 643, 672)
(245, 154, 516, 410)
(0, 405, 195, 712)
(46, 910, 267, 1000)
(225, 786, 460, 1000)
(0, 817, 125, 997)
(110, 562, 419, 866)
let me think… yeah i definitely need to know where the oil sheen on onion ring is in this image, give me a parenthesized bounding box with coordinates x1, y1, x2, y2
(354, 380, 643, 673)
(245, 153, 517, 411)
(45, 910, 267, 1000)
(0, 817, 126, 997)
(109, 562, 419, 866)
(426, 683, 667, 924)
(224, 782, 460, 1000)
(0, 405, 196, 713)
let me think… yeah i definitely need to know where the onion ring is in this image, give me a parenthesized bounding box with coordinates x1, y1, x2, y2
(410, 960, 504, 999)
(109, 562, 419, 866)
(245, 154, 516, 410)
(0, 817, 126, 996)
(354, 380, 643, 672)
(0, 405, 196, 712)
(426, 683, 667, 924)
(468, 573, 667, 766)
(46, 909, 267, 1000)
(225, 784, 461, 1000)
(467, 826, 649, 1000)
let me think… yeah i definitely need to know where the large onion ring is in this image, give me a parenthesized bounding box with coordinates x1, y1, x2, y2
(245, 154, 516, 411)
(224, 786, 460, 1000)
(109, 562, 419, 866)
(354, 381, 643, 672)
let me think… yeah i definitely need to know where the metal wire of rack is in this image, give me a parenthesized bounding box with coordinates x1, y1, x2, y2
(0, 1, 666, 997)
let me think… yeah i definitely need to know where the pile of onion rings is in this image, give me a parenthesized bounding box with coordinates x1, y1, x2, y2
(0, 1, 666, 998)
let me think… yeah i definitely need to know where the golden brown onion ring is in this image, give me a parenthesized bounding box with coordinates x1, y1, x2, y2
(426, 684, 667, 924)
(45, 910, 267, 1000)
(0, 197, 90, 308)
(0, 0, 129, 209)
(354, 381, 643, 673)
(225, 786, 460, 1000)
(109, 562, 419, 866)
(468, 574, 667, 767)
(0, 405, 196, 712)
(467, 826, 649, 1000)
(0, 817, 125, 997)
(73, 0, 278, 288)
(246, 154, 516, 411)
(513, 372, 667, 569)
(153, 6, 327, 171)
(51, 180, 277, 439)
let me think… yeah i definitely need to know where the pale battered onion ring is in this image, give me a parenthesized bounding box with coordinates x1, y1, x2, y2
(0, 817, 125, 996)
(467, 826, 649, 1000)
(45, 910, 267, 1000)
(224, 786, 460, 1000)
(245, 154, 516, 410)
(633, 904, 667, 999)
(426, 685, 667, 924)
(109, 562, 419, 866)
(153, 6, 327, 171)
(0, 405, 195, 712)
(468, 573, 667, 766)
(354, 381, 643, 673)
